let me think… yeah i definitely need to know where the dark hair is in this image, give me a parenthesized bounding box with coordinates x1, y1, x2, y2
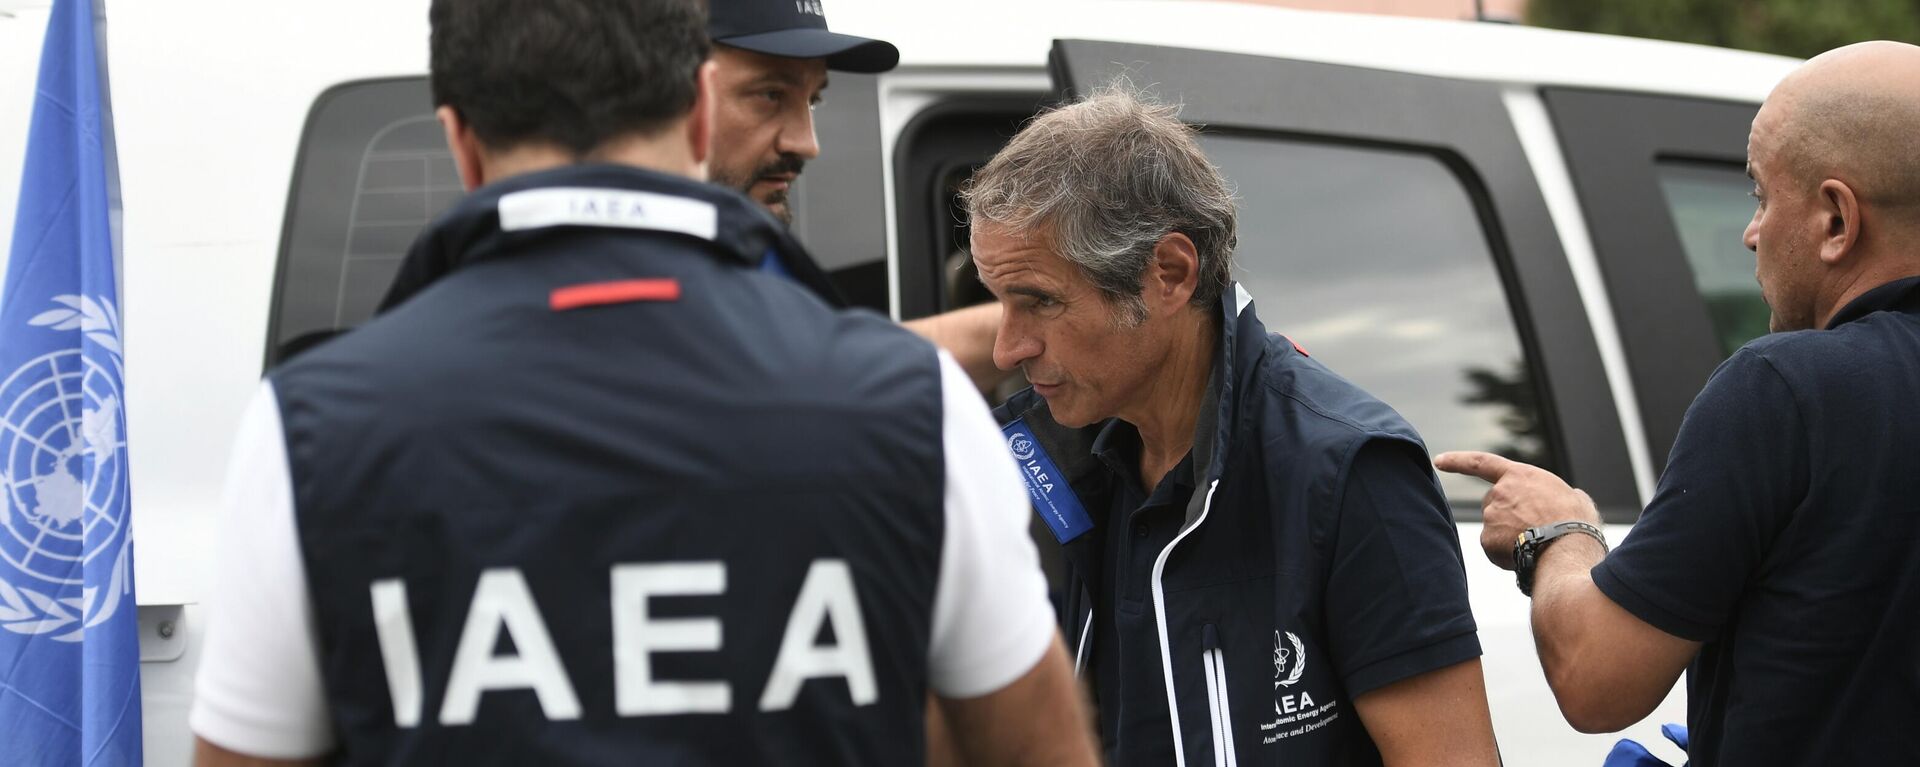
(429, 0, 709, 155)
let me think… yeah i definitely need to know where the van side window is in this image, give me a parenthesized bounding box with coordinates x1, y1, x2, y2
(1655, 160, 1769, 355)
(1199, 133, 1554, 504)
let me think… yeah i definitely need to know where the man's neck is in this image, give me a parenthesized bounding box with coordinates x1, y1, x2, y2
(1815, 245, 1920, 327)
(1120, 311, 1219, 493)
(477, 131, 702, 187)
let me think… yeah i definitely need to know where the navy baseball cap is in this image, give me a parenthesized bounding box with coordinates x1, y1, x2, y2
(709, 0, 900, 73)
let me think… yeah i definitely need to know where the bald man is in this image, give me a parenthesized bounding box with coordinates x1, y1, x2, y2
(1436, 41, 1920, 766)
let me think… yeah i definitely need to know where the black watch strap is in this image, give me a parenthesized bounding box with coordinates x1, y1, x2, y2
(1513, 521, 1608, 596)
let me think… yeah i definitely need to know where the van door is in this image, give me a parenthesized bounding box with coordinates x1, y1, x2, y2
(1043, 39, 1637, 514)
(1542, 90, 1761, 469)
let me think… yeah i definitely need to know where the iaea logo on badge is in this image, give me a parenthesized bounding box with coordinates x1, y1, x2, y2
(1008, 432, 1037, 461)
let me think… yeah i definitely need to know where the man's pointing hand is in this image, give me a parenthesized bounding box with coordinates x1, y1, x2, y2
(1435, 451, 1602, 570)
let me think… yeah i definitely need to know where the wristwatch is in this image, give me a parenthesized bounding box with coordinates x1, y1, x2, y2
(1513, 521, 1608, 596)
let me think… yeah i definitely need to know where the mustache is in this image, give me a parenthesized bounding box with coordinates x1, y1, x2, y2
(755, 153, 807, 180)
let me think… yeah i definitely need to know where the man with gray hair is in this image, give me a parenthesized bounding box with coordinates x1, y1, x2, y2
(976, 86, 1500, 766)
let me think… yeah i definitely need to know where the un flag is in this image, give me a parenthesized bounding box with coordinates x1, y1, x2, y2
(0, 0, 143, 764)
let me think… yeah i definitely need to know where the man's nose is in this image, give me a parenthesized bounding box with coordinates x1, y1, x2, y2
(779, 106, 821, 161)
(992, 312, 1040, 371)
(1743, 210, 1761, 253)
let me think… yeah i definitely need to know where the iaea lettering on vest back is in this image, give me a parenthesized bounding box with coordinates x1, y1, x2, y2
(369, 558, 878, 726)
(496, 186, 719, 240)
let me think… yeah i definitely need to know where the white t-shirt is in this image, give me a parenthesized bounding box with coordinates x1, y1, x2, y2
(189, 351, 1055, 758)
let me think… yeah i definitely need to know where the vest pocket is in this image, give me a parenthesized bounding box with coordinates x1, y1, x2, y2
(1201, 623, 1239, 767)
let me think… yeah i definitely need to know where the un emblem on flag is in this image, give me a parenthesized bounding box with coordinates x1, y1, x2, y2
(0, 296, 132, 642)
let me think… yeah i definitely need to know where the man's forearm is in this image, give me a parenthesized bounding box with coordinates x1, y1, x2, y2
(904, 303, 1010, 391)
(939, 637, 1099, 766)
(1529, 533, 1610, 686)
(1528, 535, 1676, 733)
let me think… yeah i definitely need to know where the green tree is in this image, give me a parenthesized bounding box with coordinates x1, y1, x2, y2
(1528, 0, 1920, 59)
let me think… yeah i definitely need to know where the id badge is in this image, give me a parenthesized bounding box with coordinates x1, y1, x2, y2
(1002, 418, 1094, 544)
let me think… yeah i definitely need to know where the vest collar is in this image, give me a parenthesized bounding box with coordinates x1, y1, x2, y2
(377, 163, 843, 312)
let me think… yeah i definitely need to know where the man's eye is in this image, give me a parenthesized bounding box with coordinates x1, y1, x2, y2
(1030, 296, 1058, 309)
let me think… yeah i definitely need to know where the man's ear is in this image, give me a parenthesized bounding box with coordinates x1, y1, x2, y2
(688, 61, 717, 177)
(437, 105, 486, 192)
(1817, 178, 1861, 266)
(1148, 232, 1201, 310)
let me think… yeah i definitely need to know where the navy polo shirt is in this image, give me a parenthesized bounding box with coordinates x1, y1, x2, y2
(1088, 420, 1191, 767)
(1592, 276, 1920, 766)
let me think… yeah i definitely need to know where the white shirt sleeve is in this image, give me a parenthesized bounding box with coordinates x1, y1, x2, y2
(926, 351, 1059, 699)
(189, 381, 336, 758)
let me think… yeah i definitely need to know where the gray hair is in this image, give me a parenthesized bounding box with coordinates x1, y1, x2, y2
(963, 84, 1237, 325)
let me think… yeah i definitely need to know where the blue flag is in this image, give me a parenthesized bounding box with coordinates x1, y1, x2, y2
(0, 0, 143, 764)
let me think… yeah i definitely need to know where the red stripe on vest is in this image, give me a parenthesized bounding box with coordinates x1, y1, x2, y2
(1282, 334, 1308, 356)
(549, 278, 682, 311)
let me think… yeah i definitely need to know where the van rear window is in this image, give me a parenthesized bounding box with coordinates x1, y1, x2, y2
(269, 78, 456, 366)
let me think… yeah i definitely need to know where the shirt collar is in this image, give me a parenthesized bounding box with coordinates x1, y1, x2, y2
(376, 163, 833, 312)
(1825, 275, 1920, 330)
(1092, 418, 1196, 500)
(1091, 418, 1135, 475)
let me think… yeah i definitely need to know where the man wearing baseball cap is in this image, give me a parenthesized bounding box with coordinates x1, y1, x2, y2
(705, 0, 895, 227)
(702, 12, 1026, 763)
(706, 0, 1009, 391)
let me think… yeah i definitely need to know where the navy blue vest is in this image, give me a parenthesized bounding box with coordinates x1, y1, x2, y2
(271, 165, 946, 765)
(996, 290, 1476, 766)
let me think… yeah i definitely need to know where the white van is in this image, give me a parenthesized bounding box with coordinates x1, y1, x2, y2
(0, 0, 1796, 763)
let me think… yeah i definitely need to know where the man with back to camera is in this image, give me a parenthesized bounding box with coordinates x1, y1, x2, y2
(703, 0, 1008, 388)
(1438, 40, 1920, 766)
(698, 6, 1033, 759)
(970, 84, 1501, 766)
(703, 0, 889, 229)
(185, 1, 1096, 764)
